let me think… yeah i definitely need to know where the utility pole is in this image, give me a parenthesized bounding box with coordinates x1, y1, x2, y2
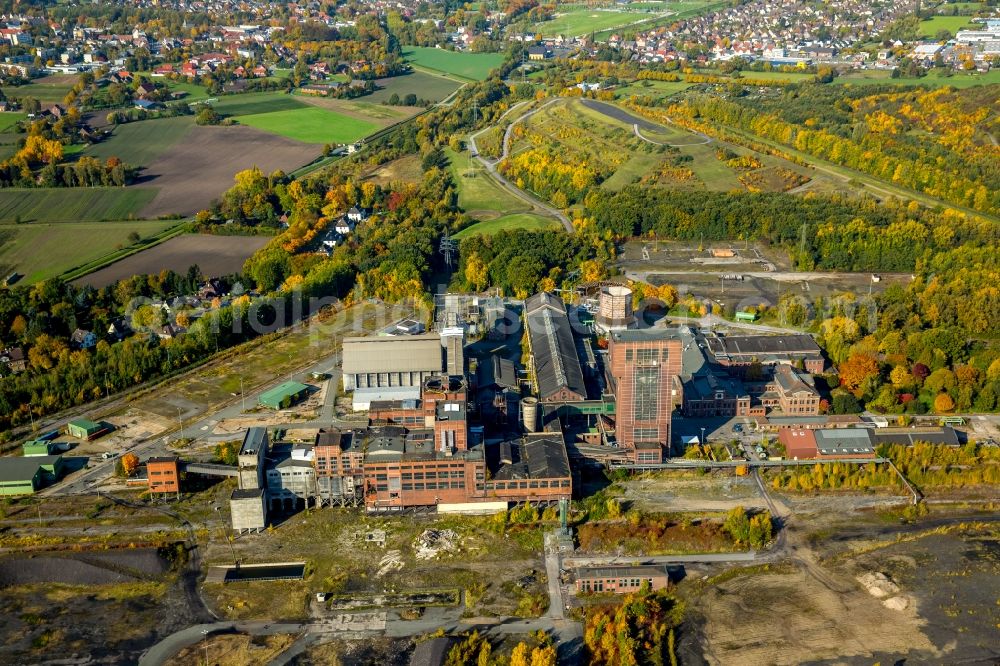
(240, 376, 246, 413)
(440, 233, 457, 271)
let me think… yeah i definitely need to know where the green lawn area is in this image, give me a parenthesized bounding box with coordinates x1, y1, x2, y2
(615, 80, 692, 99)
(453, 213, 558, 239)
(86, 116, 194, 166)
(0, 219, 179, 282)
(682, 141, 742, 190)
(365, 71, 463, 103)
(0, 188, 157, 223)
(918, 15, 975, 37)
(593, 0, 727, 38)
(836, 68, 1000, 88)
(446, 147, 531, 215)
(737, 70, 815, 82)
(0, 112, 25, 131)
(531, 7, 639, 36)
(403, 47, 504, 81)
(208, 91, 306, 117)
(238, 107, 378, 144)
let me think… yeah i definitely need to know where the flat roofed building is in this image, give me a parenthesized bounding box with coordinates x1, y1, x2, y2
(524, 292, 586, 403)
(238, 427, 268, 490)
(147, 456, 181, 494)
(873, 426, 960, 447)
(314, 428, 364, 501)
(780, 428, 876, 460)
(608, 329, 682, 461)
(266, 457, 317, 510)
(706, 333, 824, 374)
(575, 565, 670, 594)
(230, 488, 267, 533)
(22, 439, 56, 457)
(362, 427, 486, 510)
(343, 334, 444, 409)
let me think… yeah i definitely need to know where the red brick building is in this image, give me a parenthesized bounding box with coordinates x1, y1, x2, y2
(575, 565, 670, 594)
(146, 456, 180, 494)
(607, 329, 682, 463)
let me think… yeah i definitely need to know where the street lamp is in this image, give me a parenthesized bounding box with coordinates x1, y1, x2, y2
(176, 407, 184, 444)
(201, 629, 210, 666)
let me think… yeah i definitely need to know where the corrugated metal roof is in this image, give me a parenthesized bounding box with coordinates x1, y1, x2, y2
(342, 334, 443, 374)
(525, 294, 586, 400)
(240, 427, 268, 456)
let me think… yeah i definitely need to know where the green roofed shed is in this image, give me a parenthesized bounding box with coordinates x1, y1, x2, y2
(0, 455, 64, 495)
(258, 381, 311, 409)
(67, 418, 106, 440)
(22, 440, 55, 457)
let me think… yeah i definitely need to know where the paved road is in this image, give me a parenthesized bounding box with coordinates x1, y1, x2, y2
(140, 612, 584, 666)
(543, 531, 566, 620)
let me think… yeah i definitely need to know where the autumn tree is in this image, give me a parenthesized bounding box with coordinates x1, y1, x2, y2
(839, 353, 880, 396)
(465, 253, 488, 292)
(933, 392, 955, 413)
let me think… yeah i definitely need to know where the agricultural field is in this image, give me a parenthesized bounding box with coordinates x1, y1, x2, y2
(2, 74, 77, 104)
(0, 111, 25, 131)
(86, 115, 195, 166)
(453, 213, 559, 239)
(207, 91, 304, 117)
(402, 46, 504, 81)
(0, 187, 157, 223)
(364, 71, 463, 103)
(592, 0, 727, 38)
(135, 124, 317, 217)
(237, 106, 377, 144)
(296, 96, 415, 127)
(0, 219, 179, 283)
(75, 234, 270, 287)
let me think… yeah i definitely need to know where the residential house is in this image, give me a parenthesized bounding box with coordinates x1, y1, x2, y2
(70, 329, 97, 350)
(0, 347, 26, 373)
